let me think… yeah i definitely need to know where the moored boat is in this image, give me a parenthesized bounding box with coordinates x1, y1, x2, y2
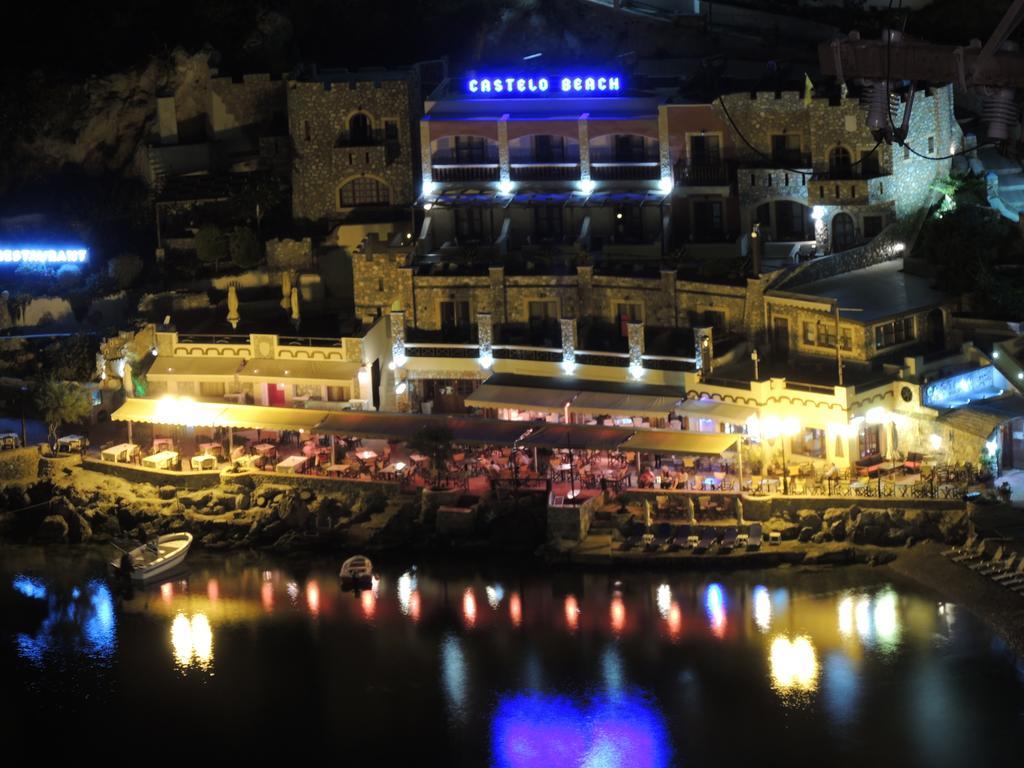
(340, 555, 373, 590)
(111, 533, 193, 583)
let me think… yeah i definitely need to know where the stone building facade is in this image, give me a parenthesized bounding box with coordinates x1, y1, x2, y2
(287, 70, 421, 223)
(725, 85, 957, 252)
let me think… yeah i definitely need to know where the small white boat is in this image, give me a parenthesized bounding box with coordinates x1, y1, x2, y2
(340, 555, 373, 590)
(111, 533, 193, 582)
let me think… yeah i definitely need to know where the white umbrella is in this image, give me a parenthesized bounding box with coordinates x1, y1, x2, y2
(290, 286, 300, 329)
(280, 271, 292, 310)
(227, 284, 240, 329)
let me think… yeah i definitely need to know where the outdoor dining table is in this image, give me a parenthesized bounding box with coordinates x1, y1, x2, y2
(254, 443, 278, 458)
(355, 449, 378, 462)
(101, 443, 139, 463)
(198, 442, 223, 459)
(0, 432, 19, 449)
(276, 455, 308, 474)
(142, 450, 178, 470)
(57, 434, 86, 452)
(324, 463, 348, 477)
(380, 462, 409, 480)
(233, 454, 261, 471)
(190, 454, 218, 471)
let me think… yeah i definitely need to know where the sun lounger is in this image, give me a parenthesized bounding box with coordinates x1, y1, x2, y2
(668, 524, 692, 551)
(692, 527, 715, 554)
(942, 534, 978, 558)
(951, 540, 987, 563)
(994, 559, 1024, 583)
(718, 527, 738, 554)
(980, 552, 1017, 577)
(646, 522, 673, 552)
(747, 524, 763, 551)
(968, 547, 1005, 571)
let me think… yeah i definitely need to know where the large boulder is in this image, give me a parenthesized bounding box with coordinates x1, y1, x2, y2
(277, 491, 310, 529)
(798, 526, 816, 543)
(764, 516, 800, 540)
(68, 513, 92, 544)
(797, 509, 823, 532)
(852, 524, 884, 545)
(823, 507, 849, 527)
(830, 519, 848, 541)
(938, 509, 969, 544)
(37, 514, 69, 543)
(158, 485, 177, 500)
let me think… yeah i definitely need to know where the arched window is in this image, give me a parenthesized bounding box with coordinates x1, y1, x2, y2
(339, 178, 390, 207)
(348, 113, 371, 145)
(829, 146, 852, 177)
(831, 212, 856, 251)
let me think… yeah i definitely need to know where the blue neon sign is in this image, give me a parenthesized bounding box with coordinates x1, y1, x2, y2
(0, 247, 88, 265)
(466, 74, 623, 96)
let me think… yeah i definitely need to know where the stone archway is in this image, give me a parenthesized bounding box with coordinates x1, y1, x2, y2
(831, 212, 856, 251)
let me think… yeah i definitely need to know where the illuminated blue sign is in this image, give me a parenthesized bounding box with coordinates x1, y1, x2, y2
(0, 247, 88, 265)
(467, 74, 622, 96)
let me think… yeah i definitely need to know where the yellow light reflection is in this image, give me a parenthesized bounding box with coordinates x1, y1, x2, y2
(170, 612, 214, 672)
(769, 635, 819, 695)
(874, 589, 900, 649)
(306, 580, 320, 618)
(838, 595, 854, 639)
(160, 582, 173, 603)
(855, 596, 872, 643)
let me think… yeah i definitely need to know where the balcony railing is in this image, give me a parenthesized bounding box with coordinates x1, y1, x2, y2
(510, 163, 581, 181)
(590, 162, 660, 181)
(681, 162, 731, 187)
(432, 164, 500, 183)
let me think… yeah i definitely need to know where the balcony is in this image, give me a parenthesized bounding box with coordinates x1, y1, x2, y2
(336, 128, 386, 147)
(590, 162, 660, 181)
(807, 178, 880, 206)
(738, 167, 811, 202)
(431, 164, 501, 183)
(680, 162, 731, 188)
(509, 163, 581, 182)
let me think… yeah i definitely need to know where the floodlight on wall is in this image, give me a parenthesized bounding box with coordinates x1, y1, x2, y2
(658, 176, 673, 194)
(579, 179, 595, 195)
(811, 205, 826, 221)
(422, 179, 436, 196)
(395, 381, 407, 396)
(498, 179, 515, 195)
(478, 351, 494, 370)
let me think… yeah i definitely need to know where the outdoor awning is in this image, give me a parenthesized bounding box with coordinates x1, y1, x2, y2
(678, 398, 757, 424)
(620, 430, 739, 455)
(110, 399, 326, 431)
(520, 424, 630, 451)
(937, 396, 1024, 439)
(464, 383, 574, 413)
(238, 358, 362, 385)
(147, 356, 244, 381)
(570, 391, 681, 419)
(316, 412, 541, 446)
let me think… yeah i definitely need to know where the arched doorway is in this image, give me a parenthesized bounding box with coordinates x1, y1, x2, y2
(831, 212, 856, 251)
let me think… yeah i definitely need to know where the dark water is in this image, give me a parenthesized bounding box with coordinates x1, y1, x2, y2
(2, 546, 1022, 766)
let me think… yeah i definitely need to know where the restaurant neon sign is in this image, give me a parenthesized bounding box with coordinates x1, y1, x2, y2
(466, 74, 622, 96)
(0, 247, 88, 265)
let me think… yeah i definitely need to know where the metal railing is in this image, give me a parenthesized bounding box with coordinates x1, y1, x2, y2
(681, 162, 731, 186)
(432, 164, 501, 183)
(590, 162, 660, 181)
(510, 163, 581, 181)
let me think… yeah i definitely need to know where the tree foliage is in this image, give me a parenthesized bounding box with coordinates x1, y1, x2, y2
(34, 378, 92, 446)
(409, 424, 454, 487)
(228, 226, 263, 269)
(195, 224, 228, 270)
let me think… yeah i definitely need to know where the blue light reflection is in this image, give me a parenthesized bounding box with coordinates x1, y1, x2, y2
(13, 578, 116, 665)
(492, 691, 671, 768)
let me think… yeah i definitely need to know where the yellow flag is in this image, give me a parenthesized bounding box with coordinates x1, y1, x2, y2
(804, 73, 813, 106)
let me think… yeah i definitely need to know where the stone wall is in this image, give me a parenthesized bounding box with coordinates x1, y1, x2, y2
(208, 73, 287, 151)
(247, 471, 402, 496)
(82, 458, 222, 489)
(287, 73, 420, 222)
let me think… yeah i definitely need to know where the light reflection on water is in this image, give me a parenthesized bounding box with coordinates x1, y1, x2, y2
(6, 557, 1020, 764)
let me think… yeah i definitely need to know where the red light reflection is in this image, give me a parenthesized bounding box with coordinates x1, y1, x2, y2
(360, 588, 376, 619)
(668, 602, 682, 639)
(306, 580, 320, 618)
(509, 592, 522, 627)
(564, 595, 580, 631)
(463, 587, 477, 628)
(261, 581, 274, 613)
(611, 594, 626, 634)
(206, 579, 219, 602)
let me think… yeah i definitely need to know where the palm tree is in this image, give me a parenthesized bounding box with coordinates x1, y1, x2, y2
(34, 379, 92, 448)
(409, 424, 455, 489)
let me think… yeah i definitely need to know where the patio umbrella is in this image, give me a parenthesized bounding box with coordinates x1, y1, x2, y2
(290, 286, 301, 329)
(280, 270, 292, 310)
(735, 497, 744, 524)
(227, 284, 240, 329)
(644, 499, 652, 531)
(686, 495, 696, 524)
